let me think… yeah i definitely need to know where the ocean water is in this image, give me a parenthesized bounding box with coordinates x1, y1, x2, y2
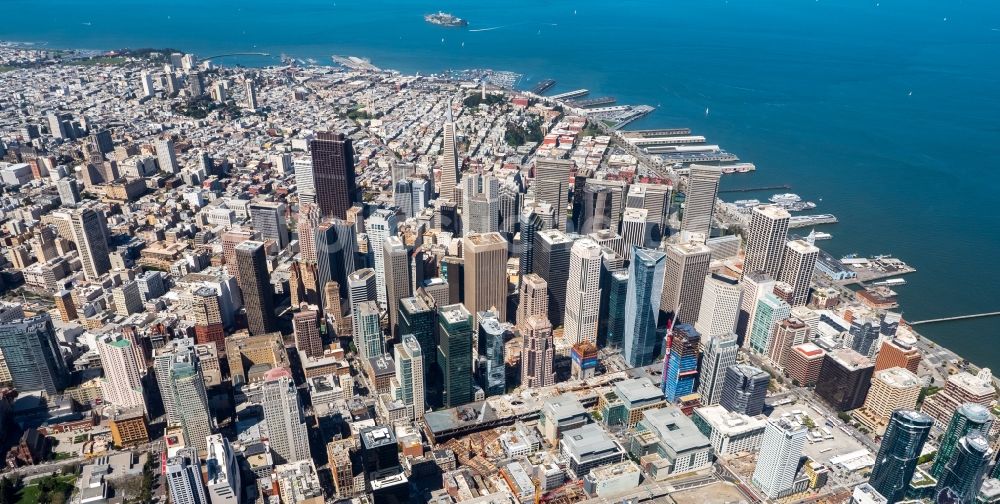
(4, 0, 1000, 366)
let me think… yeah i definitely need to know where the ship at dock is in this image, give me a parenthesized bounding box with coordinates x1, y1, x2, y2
(425, 12, 468, 27)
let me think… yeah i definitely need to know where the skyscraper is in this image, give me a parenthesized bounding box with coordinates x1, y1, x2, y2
(167, 346, 214, 454)
(383, 236, 411, 341)
(752, 417, 807, 500)
(680, 165, 722, 238)
(293, 309, 323, 359)
(868, 410, 933, 504)
(204, 434, 241, 504)
(623, 247, 667, 368)
(57, 177, 81, 206)
(311, 132, 357, 219)
(97, 334, 146, 413)
(141, 71, 155, 98)
(534, 158, 573, 232)
(720, 365, 770, 417)
(166, 448, 208, 504)
(563, 238, 602, 345)
(532, 229, 574, 327)
(521, 314, 554, 389)
(934, 433, 992, 503)
(463, 232, 509, 325)
(439, 102, 461, 201)
(516, 273, 548, 330)
(767, 317, 809, 367)
(438, 304, 473, 408)
(366, 209, 398, 308)
(294, 158, 315, 205)
(742, 205, 790, 280)
(662, 323, 701, 402)
(778, 239, 819, 307)
(461, 173, 500, 234)
(398, 296, 436, 369)
(605, 270, 630, 350)
(853, 367, 922, 436)
(660, 240, 712, 324)
(748, 293, 791, 355)
(190, 286, 225, 352)
(347, 268, 377, 337)
(736, 271, 775, 344)
(395, 334, 425, 420)
(245, 78, 258, 112)
(849, 316, 882, 359)
(297, 203, 320, 264)
(815, 349, 875, 412)
(476, 310, 507, 397)
(576, 179, 626, 234)
(233, 241, 277, 335)
(70, 207, 111, 281)
(156, 137, 179, 174)
(0, 313, 68, 394)
(518, 205, 545, 277)
(698, 333, 739, 406)
(695, 273, 742, 342)
(931, 403, 993, 479)
(620, 208, 649, 260)
(355, 301, 383, 360)
(260, 368, 310, 464)
(249, 201, 289, 250)
(316, 218, 357, 305)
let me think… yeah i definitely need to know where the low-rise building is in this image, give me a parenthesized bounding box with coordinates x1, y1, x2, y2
(692, 405, 766, 456)
(539, 392, 589, 444)
(628, 406, 712, 479)
(559, 423, 626, 478)
(273, 459, 324, 504)
(583, 460, 641, 499)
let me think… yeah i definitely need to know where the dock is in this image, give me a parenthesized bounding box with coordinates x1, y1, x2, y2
(626, 135, 707, 146)
(719, 185, 792, 194)
(624, 128, 692, 137)
(567, 96, 616, 107)
(531, 79, 556, 94)
(788, 214, 838, 228)
(331, 55, 380, 72)
(549, 88, 589, 100)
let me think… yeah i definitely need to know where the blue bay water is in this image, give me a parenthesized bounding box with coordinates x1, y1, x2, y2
(4, 0, 1000, 366)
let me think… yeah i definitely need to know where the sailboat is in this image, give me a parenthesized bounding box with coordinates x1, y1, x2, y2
(704, 107, 710, 117)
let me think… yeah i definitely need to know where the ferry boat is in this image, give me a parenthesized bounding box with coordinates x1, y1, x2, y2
(769, 193, 802, 204)
(720, 162, 756, 174)
(425, 12, 468, 27)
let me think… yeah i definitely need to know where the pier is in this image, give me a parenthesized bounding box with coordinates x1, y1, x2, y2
(203, 52, 271, 60)
(549, 88, 589, 100)
(719, 185, 792, 194)
(531, 79, 556, 94)
(909, 312, 1000, 325)
(567, 96, 616, 107)
(625, 128, 692, 137)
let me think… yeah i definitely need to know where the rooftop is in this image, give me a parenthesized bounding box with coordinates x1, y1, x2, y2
(694, 405, 767, 435)
(560, 423, 621, 460)
(614, 377, 664, 406)
(640, 406, 712, 453)
(829, 348, 874, 371)
(875, 367, 920, 388)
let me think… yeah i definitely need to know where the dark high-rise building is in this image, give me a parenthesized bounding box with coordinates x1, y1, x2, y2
(0, 313, 69, 394)
(518, 207, 543, 277)
(719, 364, 770, 416)
(360, 425, 401, 482)
(438, 304, 473, 408)
(234, 241, 277, 335)
(868, 410, 932, 504)
(441, 257, 464, 305)
(622, 247, 667, 368)
(934, 433, 992, 503)
(311, 132, 357, 219)
(931, 403, 993, 479)
(316, 219, 357, 304)
(814, 348, 874, 412)
(532, 229, 574, 327)
(604, 271, 629, 349)
(399, 296, 437, 369)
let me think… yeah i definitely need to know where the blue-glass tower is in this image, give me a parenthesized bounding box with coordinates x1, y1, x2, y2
(662, 323, 700, 401)
(622, 247, 666, 368)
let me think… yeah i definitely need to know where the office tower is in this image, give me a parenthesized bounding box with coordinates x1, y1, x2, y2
(438, 304, 473, 408)
(720, 364, 769, 416)
(463, 232, 509, 325)
(854, 367, 921, 436)
(347, 268, 377, 333)
(778, 239, 819, 306)
(383, 237, 411, 340)
(620, 208, 649, 260)
(57, 177, 81, 206)
(70, 207, 111, 281)
(166, 448, 208, 504)
(931, 403, 993, 479)
(167, 347, 213, 454)
(477, 310, 507, 396)
(786, 342, 826, 386)
(311, 132, 357, 219)
(849, 316, 881, 359)
(752, 417, 807, 500)
(743, 205, 791, 280)
(922, 370, 996, 430)
(55, 290, 78, 322)
(815, 349, 875, 411)
(516, 273, 548, 330)
(137, 271, 166, 301)
(355, 301, 383, 359)
(698, 333, 739, 406)
(293, 309, 323, 358)
(880, 312, 901, 339)
(681, 165, 722, 238)
(439, 102, 461, 200)
(533, 229, 574, 326)
(498, 178, 522, 237)
(113, 280, 144, 316)
(868, 410, 933, 503)
(662, 323, 701, 402)
(736, 271, 776, 343)
(249, 201, 289, 250)
(205, 434, 241, 504)
(395, 334, 425, 420)
(366, 209, 398, 307)
(233, 241, 276, 335)
(141, 71, 155, 97)
(935, 433, 992, 503)
(748, 293, 791, 355)
(628, 183, 672, 243)
(156, 138, 178, 174)
(261, 368, 310, 464)
(695, 274, 742, 342)
(521, 314, 555, 389)
(97, 334, 146, 412)
(533, 158, 572, 232)
(462, 173, 500, 234)
(767, 317, 809, 367)
(605, 270, 630, 349)
(0, 314, 68, 394)
(245, 78, 258, 111)
(564, 238, 603, 345)
(294, 158, 315, 205)
(317, 219, 358, 305)
(222, 229, 256, 275)
(361, 425, 401, 480)
(518, 204, 545, 277)
(297, 203, 320, 264)
(47, 112, 68, 139)
(577, 179, 625, 234)
(398, 297, 436, 369)
(660, 241, 711, 324)
(623, 247, 667, 367)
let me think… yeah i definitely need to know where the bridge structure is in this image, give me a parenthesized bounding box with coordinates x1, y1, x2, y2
(909, 311, 1000, 325)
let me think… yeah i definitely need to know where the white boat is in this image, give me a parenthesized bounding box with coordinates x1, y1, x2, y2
(769, 193, 801, 203)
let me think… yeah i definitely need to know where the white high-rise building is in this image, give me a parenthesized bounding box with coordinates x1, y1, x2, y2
(366, 209, 398, 307)
(752, 418, 807, 499)
(113, 280, 144, 316)
(383, 236, 411, 339)
(681, 165, 722, 238)
(347, 269, 377, 338)
(698, 333, 739, 406)
(620, 208, 648, 261)
(204, 434, 242, 504)
(563, 238, 603, 345)
(660, 240, 712, 325)
(70, 207, 111, 281)
(261, 368, 310, 464)
(293, 158, 315, 205)
(779, 239, 820, 307)
(743, 205, 790, 280)
(695, 274, 742, 342)
(395, 334, 425, 420)
(462, 173, 500, 234)
(245, 78, 258, 112)
(97, 334, 146, 413)
(141, 71, 156, 98)
(738, 271, 776, 343)
(533, 158, 573, 232)
(355, 301, 383, 359)
(166, 448, 207, 504)
(439, 102, 460, 200)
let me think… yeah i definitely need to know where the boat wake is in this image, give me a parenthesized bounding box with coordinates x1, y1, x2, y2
(469, 25, 505, 32)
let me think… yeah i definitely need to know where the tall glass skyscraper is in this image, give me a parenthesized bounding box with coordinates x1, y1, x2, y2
(868, 409, 933, 503)
(604, 271, 629, 350)
(662, 323, 700, 401)
(623, 247, 666, 367)
(934, 432, 992, 503)
(476, 310, 506, 397)
(931, 403, 993, 479)
(438, 304, 473, 408)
